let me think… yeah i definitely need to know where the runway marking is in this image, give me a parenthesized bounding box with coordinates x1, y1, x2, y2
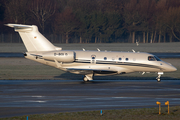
(31, 96, 44, 98)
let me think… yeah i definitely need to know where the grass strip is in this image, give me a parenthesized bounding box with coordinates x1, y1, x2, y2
(1, 106, 180, 120)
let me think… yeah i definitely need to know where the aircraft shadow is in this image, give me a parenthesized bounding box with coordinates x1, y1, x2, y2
(54, 72, 178, 81)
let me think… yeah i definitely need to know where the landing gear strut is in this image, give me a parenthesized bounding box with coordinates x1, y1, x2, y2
(83, 74, 93, 82)
(156, 75, 161, 82)
(156, 72, 163, 82)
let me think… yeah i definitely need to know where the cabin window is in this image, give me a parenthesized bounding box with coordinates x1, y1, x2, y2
(104, 57, 107, 60)
(91, 55, 96, 60)
(126, 58, 129, 61)
(92, 57, 95, 59)
(119, 58, 122, 61)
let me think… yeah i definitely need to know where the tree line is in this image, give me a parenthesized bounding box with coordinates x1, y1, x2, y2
(0, 0, 180, 43)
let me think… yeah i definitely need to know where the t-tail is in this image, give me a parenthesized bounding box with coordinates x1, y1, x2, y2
(5, 24, 61, 52)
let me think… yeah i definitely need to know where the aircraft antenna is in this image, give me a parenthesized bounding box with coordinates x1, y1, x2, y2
(132, 49, 135, 53)
(136, 39, 139, 46)
(97, 48, 100, 51)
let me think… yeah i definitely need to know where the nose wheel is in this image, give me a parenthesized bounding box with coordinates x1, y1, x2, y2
(156, 76, 161, 82)
(156, 72, 163, 82)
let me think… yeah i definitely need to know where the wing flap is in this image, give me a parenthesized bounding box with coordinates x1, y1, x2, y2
(67, 68, 117, 72)
(66, 66, 134, 75)
(66, 68, 118, 75)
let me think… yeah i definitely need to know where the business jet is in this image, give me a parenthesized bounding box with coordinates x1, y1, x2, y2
(6, 24, 177, 82)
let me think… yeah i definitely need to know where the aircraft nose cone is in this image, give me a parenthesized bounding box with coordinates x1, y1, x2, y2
(168, 65, 177, 72)
(164, 62, 177, 72)
(171, 66, 177, 71)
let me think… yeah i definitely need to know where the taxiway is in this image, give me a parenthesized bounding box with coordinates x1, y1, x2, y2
(0, 80, 180, 118)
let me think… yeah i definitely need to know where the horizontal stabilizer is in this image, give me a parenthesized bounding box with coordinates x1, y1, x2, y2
(5, 24, 32, 28)
(5, 24, 33, 32)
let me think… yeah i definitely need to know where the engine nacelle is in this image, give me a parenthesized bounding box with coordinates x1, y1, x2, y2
(42, 51, 75, 63)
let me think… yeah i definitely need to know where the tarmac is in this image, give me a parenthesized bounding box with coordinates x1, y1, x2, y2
(0, 79, 180, 118)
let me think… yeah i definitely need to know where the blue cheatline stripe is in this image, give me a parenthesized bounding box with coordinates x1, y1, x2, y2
(74, 59, 161, 69)
(43, 58, 162, 70)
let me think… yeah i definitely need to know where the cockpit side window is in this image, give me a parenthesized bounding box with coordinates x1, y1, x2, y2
(148, 56, 161, 61)
(148, 56, 156, 61)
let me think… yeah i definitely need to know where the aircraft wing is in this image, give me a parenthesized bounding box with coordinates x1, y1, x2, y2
(66, 67, 132, 75)
(66, 68, 117, 75)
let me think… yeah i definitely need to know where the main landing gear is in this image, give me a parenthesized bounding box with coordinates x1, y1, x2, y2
(83, 74, 93, 82)
(156, 72, 164, 82)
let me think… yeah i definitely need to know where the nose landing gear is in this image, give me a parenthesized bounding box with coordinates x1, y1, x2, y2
(156, 72, 163, 82)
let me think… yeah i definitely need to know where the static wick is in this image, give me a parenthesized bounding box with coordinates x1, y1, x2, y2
(97, 48, 100, 51)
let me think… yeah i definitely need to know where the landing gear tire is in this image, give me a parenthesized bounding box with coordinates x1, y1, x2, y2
(157, 78, 161, 82)
(83, 76, 89, 82)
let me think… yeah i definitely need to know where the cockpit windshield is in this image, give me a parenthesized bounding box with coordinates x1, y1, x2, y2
(154, 56, 161, 61)
(148, 56, 161, 61)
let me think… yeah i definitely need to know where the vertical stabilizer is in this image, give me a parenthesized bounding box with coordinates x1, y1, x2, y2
(6, 24, 56, 52)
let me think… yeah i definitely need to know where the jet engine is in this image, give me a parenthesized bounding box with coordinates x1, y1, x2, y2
(42, 51, 75, 63)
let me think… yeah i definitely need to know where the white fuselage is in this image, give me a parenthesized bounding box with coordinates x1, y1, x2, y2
(25, 50, 177, 76)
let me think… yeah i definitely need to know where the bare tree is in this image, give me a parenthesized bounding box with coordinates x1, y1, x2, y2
(98, 0, 125, 12)
(55, 7, 80, 43)
(165, 7, 180, 41)
(29, 0, 56, 33)
(4, 0, 28, 23)
(124, 0, 145, 43)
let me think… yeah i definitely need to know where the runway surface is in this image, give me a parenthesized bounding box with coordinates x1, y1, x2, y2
(0, 80, 180, 118)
